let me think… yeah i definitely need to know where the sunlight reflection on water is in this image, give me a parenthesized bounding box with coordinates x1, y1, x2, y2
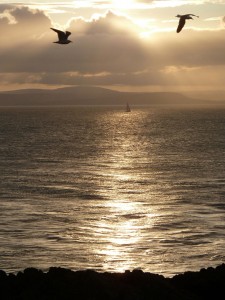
(1, 106, 225, 276)
(93, 196, 160, 272)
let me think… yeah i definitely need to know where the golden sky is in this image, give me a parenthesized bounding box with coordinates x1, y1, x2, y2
(1, 1, 225, 92)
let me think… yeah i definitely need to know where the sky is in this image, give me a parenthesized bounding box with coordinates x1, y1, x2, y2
(1, 0, 225, 93)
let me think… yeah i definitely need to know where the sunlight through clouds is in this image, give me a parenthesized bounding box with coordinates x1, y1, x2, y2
(0, 9, 17, 24)
(1, 1, 225, 92)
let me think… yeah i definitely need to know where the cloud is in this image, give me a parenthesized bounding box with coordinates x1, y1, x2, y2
(1, 10, 151, 73)
(0, 5, 51, 46)
(0, 5, 18, 24)
(1, 5, 225, 91)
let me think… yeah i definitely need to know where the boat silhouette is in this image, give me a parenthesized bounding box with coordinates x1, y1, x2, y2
(126, 103, 131, 112)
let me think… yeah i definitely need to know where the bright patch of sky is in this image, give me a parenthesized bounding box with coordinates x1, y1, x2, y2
(5, 1, 225, 26)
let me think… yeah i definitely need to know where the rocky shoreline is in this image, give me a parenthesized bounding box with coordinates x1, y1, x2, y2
(1, 264, 225, 299)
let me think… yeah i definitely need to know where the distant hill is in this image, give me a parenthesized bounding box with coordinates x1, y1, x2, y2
(0, 86, 219, 106)
(185, 90, 225, 102)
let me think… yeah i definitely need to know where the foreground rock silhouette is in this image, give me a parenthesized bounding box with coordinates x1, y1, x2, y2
(0, 264, 225, 299)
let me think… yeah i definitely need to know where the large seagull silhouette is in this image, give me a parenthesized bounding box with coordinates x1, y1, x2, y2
(176, 14, 199, 33)
(51, 28, 72, 44)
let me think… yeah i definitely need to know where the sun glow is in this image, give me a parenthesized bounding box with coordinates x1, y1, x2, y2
(112, 0, 136, 9)
(151, 0, 195, 8)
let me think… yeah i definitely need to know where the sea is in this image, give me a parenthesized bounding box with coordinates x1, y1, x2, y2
(0, 105, 225, 278)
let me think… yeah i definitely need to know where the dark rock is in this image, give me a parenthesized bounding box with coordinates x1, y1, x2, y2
(0, 264, 225, 299)
(0, 270, 7, 279)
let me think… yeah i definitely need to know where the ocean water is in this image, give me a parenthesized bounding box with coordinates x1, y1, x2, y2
(0, 105, 225, 277)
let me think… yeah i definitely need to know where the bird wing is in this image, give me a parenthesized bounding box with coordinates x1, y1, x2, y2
(177, 18, 186, 33)
(65, 31, 71, 38)
(50, 28, 66, 40)
(189, 14, 199, 18)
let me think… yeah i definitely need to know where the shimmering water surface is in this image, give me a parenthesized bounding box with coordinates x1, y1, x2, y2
(0, 106, 225, 277)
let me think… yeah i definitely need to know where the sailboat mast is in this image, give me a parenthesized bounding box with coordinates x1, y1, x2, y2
(126, 103, 131, 112)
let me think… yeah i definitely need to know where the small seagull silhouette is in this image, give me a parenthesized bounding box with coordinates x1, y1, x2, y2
(51, 28, 72, 44)
(176, 14, 199, 33)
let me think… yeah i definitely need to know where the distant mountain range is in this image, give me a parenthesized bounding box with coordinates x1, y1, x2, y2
(0, 86, 223, 106)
